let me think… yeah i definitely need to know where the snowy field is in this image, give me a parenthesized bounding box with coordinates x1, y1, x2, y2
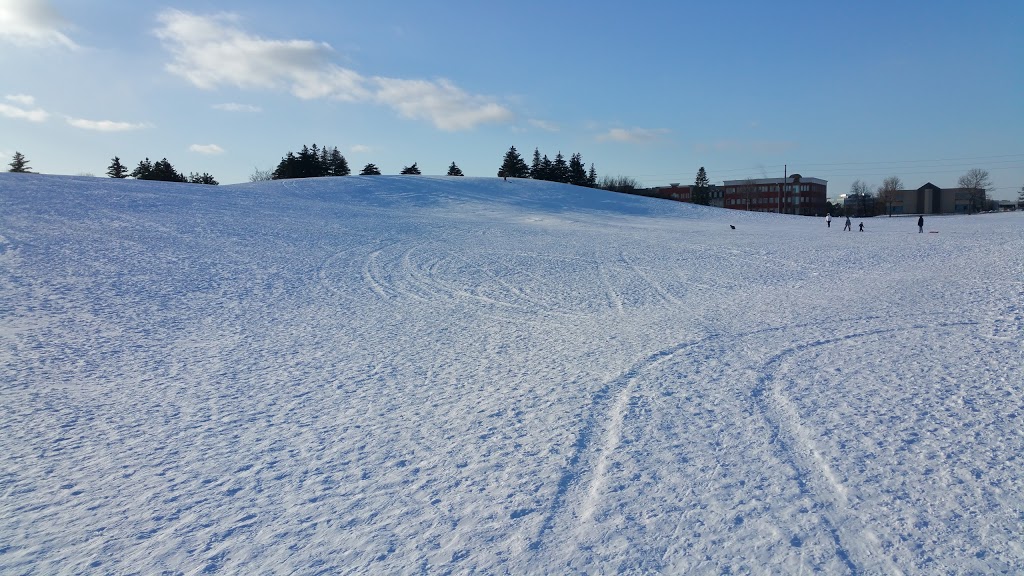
(1, 173, 1022, 575)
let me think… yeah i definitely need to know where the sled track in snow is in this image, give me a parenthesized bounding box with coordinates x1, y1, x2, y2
(529, 311, 969, 572)
(316, 243, 727, 320)
(747, 316, 979, 574)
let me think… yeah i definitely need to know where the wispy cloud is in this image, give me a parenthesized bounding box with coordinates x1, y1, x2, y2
(0, 0, 78, 49)
(6, 93, 35, 106)
(212, 102, 262, 113)
(66, 117, 149, 132)
(597, 127, 670, 143)
(189, 144, 224, 155)
(350, 144, 372, 153)
(373, 77, 511, 131)
(528, 119, 560, 132)
(0, 101, 49, 122)
(154, 10, 511, 131)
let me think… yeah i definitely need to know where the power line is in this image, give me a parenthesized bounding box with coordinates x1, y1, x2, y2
(629, 153, 1024, 184)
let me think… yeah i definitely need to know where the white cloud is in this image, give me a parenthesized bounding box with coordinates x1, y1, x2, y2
(155, 10, 367, 99)
(597, 127, 670, 143)
(0, 0, 78, 49)
(0, 102, 48, 122)
(350, 145, 372, 153)
(155, 10, 511, 131)
(528, 119, 560, 132)
(66, 117, 149, 132)
(372, 77, 512, 131)
(212, 102, 262, 113)
(189, 144, 224, 155)
(6, 93, 35, 106)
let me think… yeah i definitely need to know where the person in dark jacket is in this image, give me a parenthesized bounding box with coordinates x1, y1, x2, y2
(918, 215, 924, 233)
(844, 216, 852, 231)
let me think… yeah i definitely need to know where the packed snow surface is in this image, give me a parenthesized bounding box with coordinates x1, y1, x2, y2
(1, 173, 1022, 574)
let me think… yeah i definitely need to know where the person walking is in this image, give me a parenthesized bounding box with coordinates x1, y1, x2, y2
(918, 215, 924, 233)
(859, 222, 864, 232)
(844, 216, 852, 231)
(826, 214, 832, 228)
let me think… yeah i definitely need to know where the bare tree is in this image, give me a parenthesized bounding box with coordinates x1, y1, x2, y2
(249, 167, 273, 182)
(957, 168, 992, 213)
(1018, 184, 1024, 209)
(877, 176, 903, 216)
(597, 175, 642, 193)
(849, 179, 874, 217)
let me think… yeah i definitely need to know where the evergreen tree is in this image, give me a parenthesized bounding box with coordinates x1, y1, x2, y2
(273, 144, 349, 179)
(327, 147, 350, 176)
(587, 164, 598, 188)
(272, 152, 298, 179)
(568, 153, 588, 186)
(530, 148, 542, 179)
(497, 146, 529, 178)
(537, 155, 553, 181)
(131, 158, 153, 179)
(297, 145, 314, 178)
(1018, 184, 1024, 207)
(360, 163, 382, 175)
(400, 162, 422, 175)
(151, 158, 185, 182)
(8, 151, 31, 173)
(693, 166, 710, 205)
(447, 162, 464, 176)
(310, 144, 321, 176)
(552, 152, 570, 184)
(188, 172, 219, 185)
(106, 156, 128, 178)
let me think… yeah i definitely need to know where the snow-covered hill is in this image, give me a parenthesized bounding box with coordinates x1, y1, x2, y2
(2, 173, 1022, 574)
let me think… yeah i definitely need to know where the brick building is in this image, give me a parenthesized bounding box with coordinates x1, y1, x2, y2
(721, 175, 828, 215)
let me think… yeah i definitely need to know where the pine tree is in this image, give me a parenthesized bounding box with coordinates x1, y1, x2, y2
(360, 163, 381, 175)
(693, 167, 710, 205)
(587, 164, 598, 188)
(106, 156, 128, 178)
(400, 162, 421, 175)
(530, 148, 542, 179)
(328, 147, 350, 176)
(131, 158, 153, 179)
(272, 152, 298, 179)
(151, 158, 185, 182)
(568, 153, 587, 186)
(297, 145, 314, 178)
(497, 146, 529, 178)
(447, 162, 464, 176)
(537, 155, 553, 181)
(1018, 184, 1024, 208)
(8, 151, 31, 173)
(551, 152, 570, 184)
(188, 172, 219, 185)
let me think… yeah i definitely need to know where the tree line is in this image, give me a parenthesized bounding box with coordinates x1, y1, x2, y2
(497, 146, 598, 187)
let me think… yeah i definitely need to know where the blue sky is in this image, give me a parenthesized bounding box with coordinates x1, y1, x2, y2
(2, 0, 1022, 199)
